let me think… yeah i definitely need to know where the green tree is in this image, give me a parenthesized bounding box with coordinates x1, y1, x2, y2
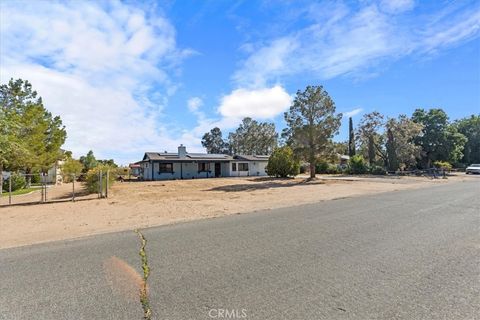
(79, 150, 98, 173)
(453, 115, 480, 165)
(85, 164, 116, 194)
(0, 79, 66, 185)
(63, 150, 73, 160)
(385, 115, 424, 170)
(1, 173, 26, 192)
(348, 117, 356, 157)
(412, 108, 467, 167)
(201, 127, 228, 154)
(348, 155, 368, 174)
(61, 158, 83, 182)
(98, 159, 118, 167)
(0, 112, 27, 193)
(266, 146, 300, 178)
(283, 86, 342, 178)
(357, 111, 385, 166)
(228, 118, 278, 155)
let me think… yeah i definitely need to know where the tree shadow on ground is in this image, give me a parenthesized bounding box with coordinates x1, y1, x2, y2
(326, 174, 403, 180)
(50, 185, 92, 200)
(205, 177, 325, 192)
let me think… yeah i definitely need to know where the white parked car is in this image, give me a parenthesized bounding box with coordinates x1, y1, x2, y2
(465, 164, 480, 174)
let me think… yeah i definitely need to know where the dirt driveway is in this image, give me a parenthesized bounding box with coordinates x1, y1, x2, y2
(0, 174, 472, 249)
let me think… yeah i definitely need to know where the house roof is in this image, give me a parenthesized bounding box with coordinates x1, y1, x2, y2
(234, 154, 270, 161)
(141, 152, 270, 162)
(142, 152, 233, 162)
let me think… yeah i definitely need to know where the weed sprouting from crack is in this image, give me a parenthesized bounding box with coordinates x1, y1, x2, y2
(135, 229, 152, 320)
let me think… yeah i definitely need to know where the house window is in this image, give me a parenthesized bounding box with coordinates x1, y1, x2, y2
(238, 163, 249, 171)
(159, 163, 173, 173)
(198, 162, 210, 172)
(232, 163, 237, 171)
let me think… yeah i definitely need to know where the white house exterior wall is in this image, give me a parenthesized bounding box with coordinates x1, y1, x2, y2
(227, 161, 268, 177)
(221, 162, 231, 177)
(140, 159, 268, 181)
(249, 161, 267, 176)
(141, 161, 231, 180)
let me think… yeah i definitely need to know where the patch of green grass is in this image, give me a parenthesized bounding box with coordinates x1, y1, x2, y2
(1, 187, 38, 197)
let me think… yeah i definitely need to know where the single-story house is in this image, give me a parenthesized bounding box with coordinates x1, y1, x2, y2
(46, 159, 64, 184)
(128, 163, 142, 177)
(137, 145, 269, 180)
(339, 155, 350, 166)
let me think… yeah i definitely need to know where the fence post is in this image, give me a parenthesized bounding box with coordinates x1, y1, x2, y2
(98, 171, 100, 198)
(9, 175, 12, 205)
(106, 170, 109, 198)
(72, 174, 75, 202)
(0, 170, 3, 197)
(98, 170, 103, 198)
(44, 173, 47, 202)
(41, 174, 44, 202)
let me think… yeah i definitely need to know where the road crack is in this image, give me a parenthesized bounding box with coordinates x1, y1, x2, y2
(135, 229, 152, 320)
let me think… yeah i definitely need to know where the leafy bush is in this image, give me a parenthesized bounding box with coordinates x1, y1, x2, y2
(370, 166, 387, 175)
(299, 164, 308, 174)
(326, 164, 342, 174)
(315, 160, 329, 174)
(433, 161, 452, 171)
(62, 158, 83, 183)
(266, 146, 300, 178)
(2, 173, 26, 192)
(85, 165, 116, 194)
(30, 172, 41, 184)
(348, 155, 368, 174)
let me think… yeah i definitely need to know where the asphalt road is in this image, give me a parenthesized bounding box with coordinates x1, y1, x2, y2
(1, 179, 479, 320)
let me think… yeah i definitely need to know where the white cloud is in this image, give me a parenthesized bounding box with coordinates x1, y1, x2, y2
(218, 86, 292, 120)
(233, 38, 298, 88)
(419, 8, 480, 54)
(0, 1, 195, 164)
(187, 97, 203, 112)
(379, 0, 415, 14)
(233, 2, 480, 86)
(343, 108, 363, 118)
(182, 86, 292, 152)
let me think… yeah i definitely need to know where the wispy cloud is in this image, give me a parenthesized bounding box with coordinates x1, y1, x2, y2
(343, 108, 363, 118)
(0, 1, 192, 163)
(233, 1, 480, 87)
(187, 97, 203, 112)
(379, 0, 415, 14)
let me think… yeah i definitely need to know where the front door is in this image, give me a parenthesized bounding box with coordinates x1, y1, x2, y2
(215, 163, 221, 177)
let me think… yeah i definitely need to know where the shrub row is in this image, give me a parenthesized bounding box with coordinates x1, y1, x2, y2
(315, 155, 387, 175)
(1, 173, 26, 192)
(85, 165, 116, 193)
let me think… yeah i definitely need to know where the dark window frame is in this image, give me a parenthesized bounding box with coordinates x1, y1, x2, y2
(232, 163, 237, 171)
(198, 162, 210, 172)
(238, 163, 249, 171)
(159, 162, 174, 173)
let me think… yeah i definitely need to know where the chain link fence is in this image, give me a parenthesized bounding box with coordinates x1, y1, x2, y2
(0, 171, 111, 206)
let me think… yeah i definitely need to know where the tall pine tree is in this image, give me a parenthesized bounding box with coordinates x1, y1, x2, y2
(348, 117, 356, 157)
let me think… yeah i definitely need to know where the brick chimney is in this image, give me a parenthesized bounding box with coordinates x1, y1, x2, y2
(178, 144, 187, 158)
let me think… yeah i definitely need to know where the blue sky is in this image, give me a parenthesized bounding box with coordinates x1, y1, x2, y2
(1, 0, 479, 164)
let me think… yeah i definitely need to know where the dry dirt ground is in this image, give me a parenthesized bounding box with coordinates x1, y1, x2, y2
(0, 174, 474, 249)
